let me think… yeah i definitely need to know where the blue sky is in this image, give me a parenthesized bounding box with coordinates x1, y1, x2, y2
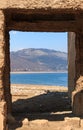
(10, 31, 67, 52)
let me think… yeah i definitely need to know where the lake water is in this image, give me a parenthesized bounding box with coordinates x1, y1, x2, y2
(10, 73, 68, 87)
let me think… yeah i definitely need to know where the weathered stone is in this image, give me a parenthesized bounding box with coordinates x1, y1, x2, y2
(0, 101, 7, 130)
(22, 118, 29, 125)
(7, 113, 16, 124)
(0, 10, 6, 105)
(75, 76, 83, 91)
(0, 0, 83, 10)
(30, 119, 48, 126)
(0, 0, 83, 130)
(64, 117, 81, 128)
(68, 32, 76, 97)
(81, 119, 83, 128)
(72, 76, 83, 116)
(72, 91, 83, 116)
(63, 126, 73, 130)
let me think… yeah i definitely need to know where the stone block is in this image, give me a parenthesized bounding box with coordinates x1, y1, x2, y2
(63, 126, 73, 130)
(30, 119, 48, 126)
(0, 112, 5, 130)
(72, 90, 83, 116)
(0, 101, 7, 130)
(81, 119, 83, 127)
(22, 118, 29, 125)
(0, 0, 83, 10)
(7, 113, 16, 124)
(64, 117, 81, 128)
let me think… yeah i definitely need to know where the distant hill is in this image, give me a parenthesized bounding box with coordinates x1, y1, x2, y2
(10, 48, 68, 72)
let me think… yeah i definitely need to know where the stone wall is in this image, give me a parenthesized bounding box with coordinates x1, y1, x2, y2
(0, 10, 5, 101)
(68, 32, 76, 97)
(0, 102, 7, 130)
(0, 10, 12, 130)
(0, 10, 8, 130)
(72, 33, 83, 116)
(0, 0, 83, 129)
(0, 0, 83, 10)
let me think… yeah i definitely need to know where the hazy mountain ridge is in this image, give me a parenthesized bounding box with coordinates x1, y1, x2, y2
(10, 48, 67, 72)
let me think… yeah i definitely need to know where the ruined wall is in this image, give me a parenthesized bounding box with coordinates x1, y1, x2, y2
(0, 10, 8, 130)
(68, 32, 76, 97)
(0, 0, 83, 129)
(68, 32, 83, 116)
(0, 9, 11, 113)
(0, 10, 5, 101)
(72, 33, 83, 116)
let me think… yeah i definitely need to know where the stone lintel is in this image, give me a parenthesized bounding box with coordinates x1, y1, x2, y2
(7, 20, 76, 32)
(0, 0, 83, 11)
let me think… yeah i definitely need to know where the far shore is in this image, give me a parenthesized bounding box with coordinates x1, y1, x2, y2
(10, 71, 68, 74)
(11, 84, 68, 94)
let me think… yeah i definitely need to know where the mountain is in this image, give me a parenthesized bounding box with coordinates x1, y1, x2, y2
(10, 48, 68, 72)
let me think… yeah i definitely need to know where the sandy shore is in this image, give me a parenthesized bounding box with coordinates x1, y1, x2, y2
(11, 83, 68, 96)
(11, 84, 69, 113)
(9, 84, 82, 130)
(11, 84, 68, 95)
(10, 84, 70, 129)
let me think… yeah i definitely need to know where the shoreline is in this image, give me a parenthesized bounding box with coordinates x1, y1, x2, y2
(11, 83, 67, 88)
(10, 71, 68, 74)
(11, 84, 68, 93)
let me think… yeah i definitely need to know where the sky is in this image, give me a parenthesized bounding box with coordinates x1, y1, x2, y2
(10, 31, 68, 52)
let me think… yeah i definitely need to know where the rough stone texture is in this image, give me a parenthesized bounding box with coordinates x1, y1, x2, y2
(81, 119, 83, 127)
(72, 32, 83, 116)
(0, 0, 83, 10)
(0, 10, 11, 113)
(7, 113, 16, 124)
(0, 0, 83, 130)
(0, 10, 6, 101)
(0, 10, 11, 130)
(4, 31, 12, 114)
(73, 90, 83, 116)
(0, 101, 7, 130)
(30, 119, 48, 126)
(68, 32, 76, 97)
(0, 10, 7, 130)
(64, 117, 81, 128)
(72, 76, 83, 116)
(22, 118, 29, 126)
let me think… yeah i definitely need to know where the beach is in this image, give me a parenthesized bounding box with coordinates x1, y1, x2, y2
(9, 84, 73, 130)
(11, 84, 69, 112)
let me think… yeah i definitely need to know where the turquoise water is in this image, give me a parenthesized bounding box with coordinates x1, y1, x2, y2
(10, 73, 68, 87)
